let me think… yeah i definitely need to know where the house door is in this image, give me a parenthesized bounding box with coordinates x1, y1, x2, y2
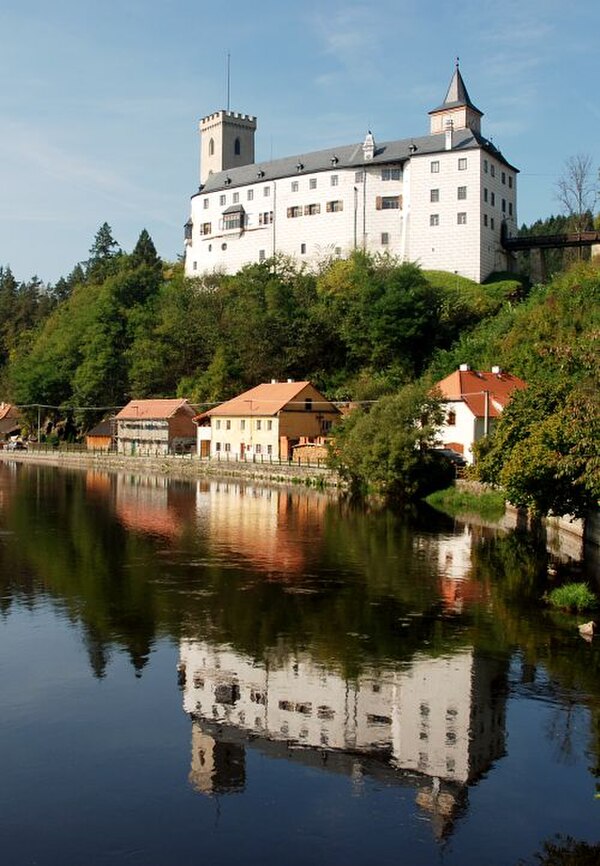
(240, 442, 245, 460)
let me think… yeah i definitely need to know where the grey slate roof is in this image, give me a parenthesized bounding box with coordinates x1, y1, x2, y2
(193, 127, 516, 197)
(429, 65, 482, 115)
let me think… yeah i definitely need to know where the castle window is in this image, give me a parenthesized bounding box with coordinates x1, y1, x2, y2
(458, 158, 467, 170)
(258, 249, 265, 262)
(508, 202, 513, 217)
(234, 137, 241, 156)
(200, 222, 211, 235)
(491, 217, 495, 230)
(457, 186, 467, 200)
(508, 176, 513, 189)
(247, 189, 254, 201)
(209, 138, 215, 157)
(259, 211, 273, 224)
(300, 243, 306, 254)
(233, 192, 239, 203)
(381, 232, 389, 245)
(457, 212, 467, 224)
(305, 203, 320, 215)
(430, 214, 439, 226)
(355, 171, 364, 182)
(222, 212, 244, 230)
(192, 261, 197, 270)
(502, 198, 506, 213)
(484, 188, 488, 203)
(203, 198, 209, 209)
(331, 174, 339, 186)
(309, 178, 317, 190)
(376, 196, 400, 210)
(430, 188, 439, 203)
(221, 242, 227, 250)
(287, 206, 302, 218)
(264, 186, 271, 197)
(430, 161, 440, 173)
(381, 168, 401, 181)
(490, 164, 496, 177)
(491, 192, 496, 206)
(483, 214, 488, 227)
(483, 159, 488, 173)
(291, 180, 299, 192)
(501, 171, 506, 184)
(326, 200, 343, 212)
(219, 194, 226, 206)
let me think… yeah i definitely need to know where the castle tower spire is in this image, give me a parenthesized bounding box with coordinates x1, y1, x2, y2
(428, 61, 483, 135)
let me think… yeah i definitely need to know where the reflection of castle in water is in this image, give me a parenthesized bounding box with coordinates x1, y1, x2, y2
(179, 640, 507, 838)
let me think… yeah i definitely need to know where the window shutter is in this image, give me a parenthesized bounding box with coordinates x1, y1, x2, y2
(376, 196, 382, 210)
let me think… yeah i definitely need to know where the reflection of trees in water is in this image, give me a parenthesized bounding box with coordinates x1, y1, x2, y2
(518, 834, 600, 865)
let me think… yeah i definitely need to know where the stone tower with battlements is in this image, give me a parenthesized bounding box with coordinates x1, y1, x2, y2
(199, 110, 257, 185)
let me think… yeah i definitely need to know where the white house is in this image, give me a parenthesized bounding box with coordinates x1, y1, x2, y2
(436, 365, 527, 463)
(184, 64, 518, 283)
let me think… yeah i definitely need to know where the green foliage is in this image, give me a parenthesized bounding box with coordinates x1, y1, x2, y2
(329, 383, 452, 503)
(425, 486, 506, 521)
(545, 583, 597, 613)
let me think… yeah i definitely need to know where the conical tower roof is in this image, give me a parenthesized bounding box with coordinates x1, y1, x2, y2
(429, 61, 482, 116)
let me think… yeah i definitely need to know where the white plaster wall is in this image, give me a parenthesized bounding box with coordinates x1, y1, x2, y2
(439, 401, 477, 463)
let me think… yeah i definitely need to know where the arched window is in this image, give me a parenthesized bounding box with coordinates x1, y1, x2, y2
(234, 137, 241, 156)
(208, 138, 215, 157)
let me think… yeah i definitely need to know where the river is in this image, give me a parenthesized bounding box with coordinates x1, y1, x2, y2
(0, 461, 598, 865)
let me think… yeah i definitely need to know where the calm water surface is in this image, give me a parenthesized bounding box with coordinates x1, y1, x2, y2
(0, 462, 599, 866)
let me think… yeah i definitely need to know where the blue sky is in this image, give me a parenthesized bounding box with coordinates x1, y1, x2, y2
(1, 0, 598, 284)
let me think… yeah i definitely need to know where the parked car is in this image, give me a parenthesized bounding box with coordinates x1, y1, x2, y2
(433, 447, 467, 467)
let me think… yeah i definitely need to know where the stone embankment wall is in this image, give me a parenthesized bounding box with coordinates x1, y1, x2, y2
(0, 450, 340, 488)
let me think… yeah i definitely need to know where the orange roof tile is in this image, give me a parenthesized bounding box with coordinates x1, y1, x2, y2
(116, 399, 194, 420)
(204, 381, 321, 418)
(436, 369, 526, 418)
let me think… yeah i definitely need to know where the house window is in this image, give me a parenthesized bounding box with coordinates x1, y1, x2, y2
(457, 212, 467, 224)
(215, 441, 221, 451)
(430, 214, 439, 226)
(233, 192, 239, 204)
(458, 158, 467, 170)
(457, 186, 467, 200)
(255, 444, 262, 454)
(215, 420, 221, 430)
(430, 160, 440, 173)
(490, 164, 496, 177)
(201, 222, 212, 235)
(203, 198, 209, 209)
(501, 171, 506, 184)
(247, 189, 254, 201)
(219, 194, 226, 206)
(430, 189, 439, 203)
(264, 186, 270, 196)
(326, 200, 343, 212)
(305, 398, 313, 411)
(291, 180, 299, 192)
(376, 195, 400, 210)
(240, 419, 246, 430)
(381, 232, 389, 245)
(447, 410, 456, 425)
(309, 178, 317, 190)
(381, 168, 401, 180)
(484, 188, 488, 203)
(355, 171, 364, 182)
(300, 243, 306, 254)
(287, 206, 302, 218)
(234, 137, 241, 156)
(267, 420, 272, 431)
(226, 420, 231, 430)
(305, 203, 320, 215)
(267, 444, 273, 455)
(258, 249, 265, 262)
(331, 174, 339, 186)
(256, 420, 262, 430)
(224, 442, 231, 452)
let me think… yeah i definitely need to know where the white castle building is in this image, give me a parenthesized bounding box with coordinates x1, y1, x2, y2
(184, 64, 518, 283)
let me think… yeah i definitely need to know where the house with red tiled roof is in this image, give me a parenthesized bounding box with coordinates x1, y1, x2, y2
(115, 399, 196, 456)
(435, 365, 526, 464)
(196, 381, 340, 461)
(0, 403, 21, 441)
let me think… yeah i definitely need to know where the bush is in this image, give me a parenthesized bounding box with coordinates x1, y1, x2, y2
(545, 582, 597, 613)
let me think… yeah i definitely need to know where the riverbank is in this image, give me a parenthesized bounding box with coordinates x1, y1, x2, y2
(0, 448, 341, 489)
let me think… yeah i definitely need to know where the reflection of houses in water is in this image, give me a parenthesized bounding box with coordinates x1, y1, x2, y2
(197, 481, 329, 576)
(437, 526, 491, 613)
(179, 640, 507, 836)
(113, 474, 197, 540)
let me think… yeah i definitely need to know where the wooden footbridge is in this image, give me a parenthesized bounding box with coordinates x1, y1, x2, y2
(501, 226, 600, 282)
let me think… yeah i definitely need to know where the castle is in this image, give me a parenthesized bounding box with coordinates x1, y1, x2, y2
(184, 64, 518, 282)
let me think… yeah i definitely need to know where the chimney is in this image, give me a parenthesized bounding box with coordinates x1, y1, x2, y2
(491, 365, 502, 375)
(459, 363, 470, 372)
(270, 378, 278, 384)
(287, 378, 294, 383)
(445, 117, 454, 151)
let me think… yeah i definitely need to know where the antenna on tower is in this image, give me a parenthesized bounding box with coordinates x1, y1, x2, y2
(226, 51, 231, 111)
